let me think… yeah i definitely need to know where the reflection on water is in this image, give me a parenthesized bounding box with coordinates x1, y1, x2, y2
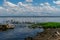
(0, 17, 60, 40)
(0, 25, 43, 40)
(0, 17, 60, 23)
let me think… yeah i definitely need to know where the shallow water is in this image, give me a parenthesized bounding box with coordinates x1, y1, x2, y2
(0, 24, 44, 40)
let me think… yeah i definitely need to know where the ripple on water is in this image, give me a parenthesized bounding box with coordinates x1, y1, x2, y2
(0, 26, 44, 40)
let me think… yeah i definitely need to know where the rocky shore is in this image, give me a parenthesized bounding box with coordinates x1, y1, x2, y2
(0, 24, 14, 31)
(25, 28, 60, 40)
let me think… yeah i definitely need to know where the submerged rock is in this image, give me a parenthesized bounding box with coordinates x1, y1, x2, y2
(25, 37, 33, 40)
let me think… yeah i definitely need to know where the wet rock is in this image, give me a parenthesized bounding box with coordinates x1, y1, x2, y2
(25, 28, 60, 40)
(0, 24, 14, 31)
(25, 37, 33, 40)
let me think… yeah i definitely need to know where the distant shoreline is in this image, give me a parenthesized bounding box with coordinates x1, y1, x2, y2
(0, 16, 60, 18)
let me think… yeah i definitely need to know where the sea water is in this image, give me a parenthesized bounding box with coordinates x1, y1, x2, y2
(0, 17, 60, 40)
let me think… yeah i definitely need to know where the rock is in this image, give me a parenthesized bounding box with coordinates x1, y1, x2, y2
(6, 24, 15, 29)
(25, 37, 33, 40)
(25, 28, 60, 40)
(0, 24, 15, 31)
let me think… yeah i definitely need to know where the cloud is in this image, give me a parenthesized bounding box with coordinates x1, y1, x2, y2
(26, 0, 33, 2)
(4, 1, 17, 8)
(53, 0, 60, 5)
(0, 6, 11, 16)
(40, 3, 59, 12)
(0, 1, 60, 16)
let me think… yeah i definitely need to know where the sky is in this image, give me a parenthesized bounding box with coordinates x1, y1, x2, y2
(0, 0, 60, 16)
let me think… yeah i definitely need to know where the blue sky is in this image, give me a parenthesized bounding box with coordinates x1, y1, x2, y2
(0, 0, 60, 16)
(0, 0, 55, 6)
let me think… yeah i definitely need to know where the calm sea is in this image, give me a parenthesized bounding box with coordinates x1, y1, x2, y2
(0, 17, 59, 40)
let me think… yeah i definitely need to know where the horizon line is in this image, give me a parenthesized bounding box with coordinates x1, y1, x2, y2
(0, 16, 60, 18)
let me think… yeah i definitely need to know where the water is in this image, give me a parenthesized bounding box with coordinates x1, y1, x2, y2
(0, 17, 60, 23)
(0, 24, 43, 40)
(0, 17, 60, 40)
(0, 17, 44, 40)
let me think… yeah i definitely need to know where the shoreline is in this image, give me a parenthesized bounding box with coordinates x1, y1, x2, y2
(25, 28, 60, 40)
